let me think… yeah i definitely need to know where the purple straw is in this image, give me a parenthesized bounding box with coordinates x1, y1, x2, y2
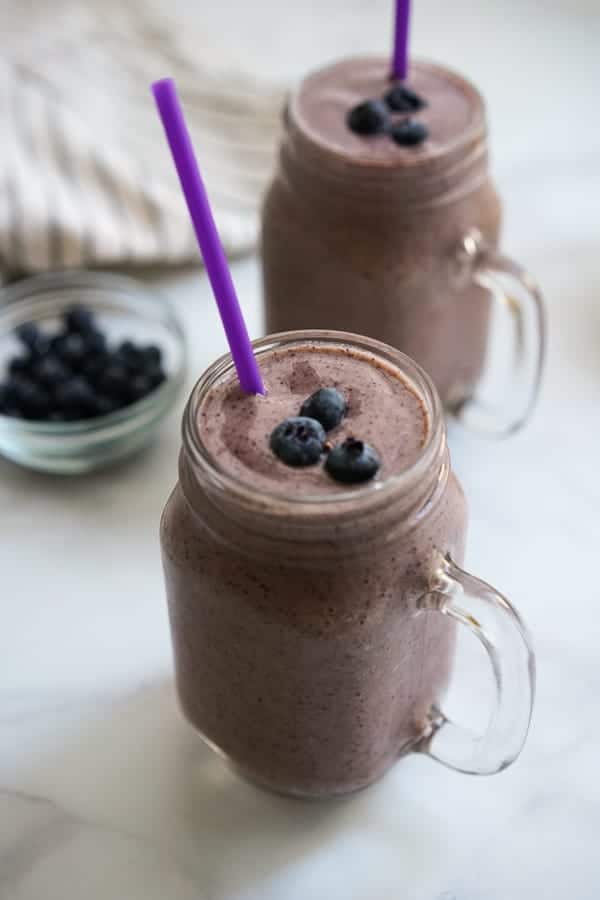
(151, 78, 265, 395)
(391, 0, 411, 81)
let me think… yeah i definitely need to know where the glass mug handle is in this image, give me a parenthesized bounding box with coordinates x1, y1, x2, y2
(453, 228, 546, 437)
(416, 554, 535, 775)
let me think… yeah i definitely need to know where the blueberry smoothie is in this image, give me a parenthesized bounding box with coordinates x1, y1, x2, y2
(160, 333, 468, 796)
(262, 58, 502, 407)
(198, 343, 427, 495)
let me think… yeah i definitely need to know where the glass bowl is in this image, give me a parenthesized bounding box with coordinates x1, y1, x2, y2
(0, 270, 187, 474)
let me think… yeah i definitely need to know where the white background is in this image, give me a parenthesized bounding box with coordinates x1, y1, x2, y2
(1, 1, 600, 898)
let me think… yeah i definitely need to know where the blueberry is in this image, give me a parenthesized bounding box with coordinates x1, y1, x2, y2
(128, 374, 153, 402)
(401, 85, 427, 110)
(383, 85, 413, 113)
(14, 379, 52, 420)
(114, 342, 164, 375)
(347, 99, 389, 136)
(56, 333, 88, 369)
(2, 378, 22, 407)
(85, 329, 107, 355)
(16, 322, 40, 349)
(92, 395, 117, 417)
(0, 384, 22, 416)
(391, 119, 428, 146)
(117, 339, 138, 358)
(8, 355, 33, 377)
(33, 355, 71, 388)
(146, 365, 166, 389)
(118, 340, 137, 356)
(116, 340, 144, 373)
(270, 416, 326, 467)
(33, 335, 51, 357)
(65, 305, 96, 334)
(0, 383, 9, 412)
(16, 322, 49, 357)
(55, 377, 97, 418)
(142, 345, 162, 367)
(48, 336, 62, 359)
(300, 387, 347, 431)
(325, 437, 381, 484)
(81, 352, 110, 385)
(384, 83, 426, 112)
(97, 364, 129, 400)
(50, 332, 66, 352)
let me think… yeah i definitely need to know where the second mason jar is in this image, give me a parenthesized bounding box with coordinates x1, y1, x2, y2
(262, 58, 545, 435)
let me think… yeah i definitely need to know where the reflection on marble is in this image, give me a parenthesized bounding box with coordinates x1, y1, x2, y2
(2, 0, 600, 898)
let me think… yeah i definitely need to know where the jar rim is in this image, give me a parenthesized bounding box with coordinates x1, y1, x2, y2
(182, 330, 446, 518)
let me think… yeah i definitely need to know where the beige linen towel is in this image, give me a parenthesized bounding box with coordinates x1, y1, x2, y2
(0, 1, 285, 275)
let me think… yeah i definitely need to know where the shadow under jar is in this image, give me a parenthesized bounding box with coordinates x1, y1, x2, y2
(160, 332, 535, 798)
(262, 58, 545, 436)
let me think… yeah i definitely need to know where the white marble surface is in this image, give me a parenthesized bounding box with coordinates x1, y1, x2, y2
(2, 1, 600, 898)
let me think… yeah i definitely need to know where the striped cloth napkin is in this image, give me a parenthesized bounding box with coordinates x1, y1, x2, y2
(0, 1, 285, 277)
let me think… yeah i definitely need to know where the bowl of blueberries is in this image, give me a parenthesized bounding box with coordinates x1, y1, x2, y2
(0, 270, 187, 473)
